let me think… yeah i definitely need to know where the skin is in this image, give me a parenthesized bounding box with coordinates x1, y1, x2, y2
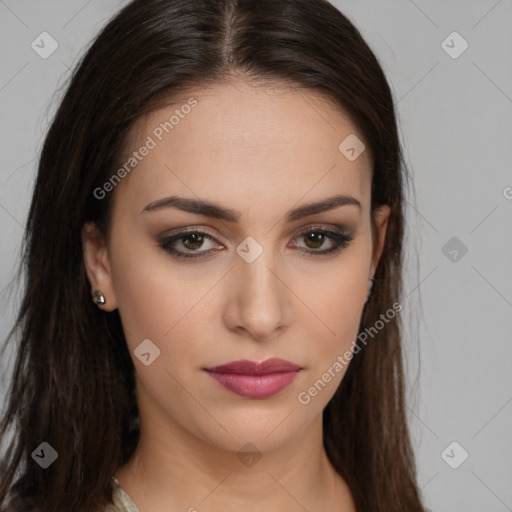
(82, 78, 390, 512)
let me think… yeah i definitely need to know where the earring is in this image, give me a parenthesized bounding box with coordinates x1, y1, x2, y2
(367, 274, 375, 300)
(93, 290, 106, 305)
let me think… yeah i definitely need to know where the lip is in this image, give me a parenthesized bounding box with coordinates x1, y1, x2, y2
(206, 358, 301, 375)
(204, 358, 302, 399)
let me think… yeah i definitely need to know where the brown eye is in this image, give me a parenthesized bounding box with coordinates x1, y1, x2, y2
(303, 231, 326, 249)
(159, 230, 222, 259)
(181, 233, 206, 250)
(293, 227, 353, 256)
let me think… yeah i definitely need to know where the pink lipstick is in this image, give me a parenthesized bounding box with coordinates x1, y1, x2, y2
(204, 358, 301, 399)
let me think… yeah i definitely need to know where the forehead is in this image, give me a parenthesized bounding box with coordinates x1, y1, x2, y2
(113, 79, 372, 218)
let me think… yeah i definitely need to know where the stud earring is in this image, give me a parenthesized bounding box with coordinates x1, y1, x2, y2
(93, 290, 106, 305)
(367, 274, 375, 300)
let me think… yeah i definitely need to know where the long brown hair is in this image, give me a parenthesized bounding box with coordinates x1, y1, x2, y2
(0, 0, 425, 510)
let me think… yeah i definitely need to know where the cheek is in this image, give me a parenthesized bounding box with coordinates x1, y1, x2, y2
(327, 277, 367, 342)
(108, 250, 212, 416)
(107, 231, 198, 348)
(111, 265, 208, 358)
(289, 280, 367, 416)
(108, 242, 229, 394)
(299, 258, 368, 332)
(293, 255, 369, 373)
(292, 267, 368, 409)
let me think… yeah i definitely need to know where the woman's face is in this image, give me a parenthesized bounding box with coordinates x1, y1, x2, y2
(83, 79, 390, 454)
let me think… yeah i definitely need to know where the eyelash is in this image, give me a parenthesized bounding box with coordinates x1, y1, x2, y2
(158, 225, 353, 260)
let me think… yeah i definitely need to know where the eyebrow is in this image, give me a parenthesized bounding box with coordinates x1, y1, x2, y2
(141, 194, 361, 222)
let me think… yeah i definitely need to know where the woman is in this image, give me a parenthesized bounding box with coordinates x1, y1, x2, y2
(0, 0, 426, 510)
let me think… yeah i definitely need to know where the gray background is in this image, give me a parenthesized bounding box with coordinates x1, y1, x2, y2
(0, 1, 511, 510)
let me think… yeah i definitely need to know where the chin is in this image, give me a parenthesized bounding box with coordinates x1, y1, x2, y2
(190, 406, 314, 454)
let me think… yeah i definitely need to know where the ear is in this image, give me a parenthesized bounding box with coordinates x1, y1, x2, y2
(370, 205, 391, 276)
(81, 222, 118, 311)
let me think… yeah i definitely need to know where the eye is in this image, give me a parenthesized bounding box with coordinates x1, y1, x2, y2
(159, 229, 222, 259)
(158, 225, 353, 261)
(291, 226, 353, 257)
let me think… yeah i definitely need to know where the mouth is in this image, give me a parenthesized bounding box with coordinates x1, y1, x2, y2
(204, 358, 302, 399)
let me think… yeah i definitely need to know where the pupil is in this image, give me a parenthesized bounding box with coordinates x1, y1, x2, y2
(306, 232, 323, 249)
(184, 233, 203, 249)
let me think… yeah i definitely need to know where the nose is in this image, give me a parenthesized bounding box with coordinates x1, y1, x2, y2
(222, 246, 291, 342)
